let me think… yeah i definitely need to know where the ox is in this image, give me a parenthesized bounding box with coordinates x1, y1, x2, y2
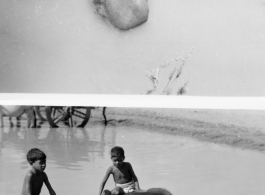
(0, 105, 36, 128)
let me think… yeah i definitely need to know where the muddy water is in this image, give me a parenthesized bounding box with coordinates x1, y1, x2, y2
(1, 121, 265, 195)
(1, 0, 265, 95)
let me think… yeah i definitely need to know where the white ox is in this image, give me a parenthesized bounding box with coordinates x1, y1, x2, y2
(0, 105, 36, 128)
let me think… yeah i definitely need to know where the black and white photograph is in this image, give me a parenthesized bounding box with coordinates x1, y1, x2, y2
(1, 0, 265, 195)
(1, 107, 265, 195)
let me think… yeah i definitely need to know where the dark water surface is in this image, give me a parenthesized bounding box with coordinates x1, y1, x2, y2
(1, 120, 265, 195)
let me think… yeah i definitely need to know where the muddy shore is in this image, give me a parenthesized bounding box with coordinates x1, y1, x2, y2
(92, 107, 265, 152)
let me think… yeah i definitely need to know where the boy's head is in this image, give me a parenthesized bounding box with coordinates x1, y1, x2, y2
(27, 148, 46, 165)
(111, 146, 125, 159)
(111, 146, 125, 167)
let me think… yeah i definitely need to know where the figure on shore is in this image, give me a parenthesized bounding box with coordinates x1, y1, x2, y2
(21, 148, 56, 195)
(98, 146, 145, 195)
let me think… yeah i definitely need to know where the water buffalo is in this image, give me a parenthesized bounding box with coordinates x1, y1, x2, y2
(102, 188, 172, 195)
(93, 0, 149, 30)
(0, 105, 36, 128)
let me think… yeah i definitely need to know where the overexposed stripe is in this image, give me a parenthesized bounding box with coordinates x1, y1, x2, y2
(0, 93, 264, 110)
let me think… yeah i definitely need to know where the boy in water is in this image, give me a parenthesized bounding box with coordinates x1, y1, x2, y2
(21, 148, 56, 195)
(99, 146, 145, 195)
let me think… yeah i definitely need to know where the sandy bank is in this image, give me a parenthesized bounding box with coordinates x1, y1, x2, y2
(92, 108, 265, 152)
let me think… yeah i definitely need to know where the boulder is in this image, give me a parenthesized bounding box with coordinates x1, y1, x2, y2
(93, 0, 149, 30)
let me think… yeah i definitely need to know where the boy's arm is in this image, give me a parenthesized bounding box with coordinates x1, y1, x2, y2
(128, 163, 144, 192)
(43, 173, 56, 195)
(98, 167, 112, 195)
(22, 172, 33, 195)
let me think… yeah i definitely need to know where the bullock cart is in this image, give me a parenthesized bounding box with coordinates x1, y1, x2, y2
(35, 106, 92, 128)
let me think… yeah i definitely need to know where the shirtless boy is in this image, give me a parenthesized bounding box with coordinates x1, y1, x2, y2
(99, 146, 145, 195)
(21, 148, 56, 195)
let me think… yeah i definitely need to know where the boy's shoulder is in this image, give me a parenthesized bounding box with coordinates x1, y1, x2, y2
(123, 162, 132, 168)
(108, 162, 132, 171)
(25, 169, 35, 177)
(25, 169, 47, 179)
(108, 165, 116, 171)
(23, 169, 36, 182)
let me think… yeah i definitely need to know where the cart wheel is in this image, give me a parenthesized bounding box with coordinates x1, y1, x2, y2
(70, 107, 91, 127)
(34, 106, 47, 121)
(45, 106, 70, 128)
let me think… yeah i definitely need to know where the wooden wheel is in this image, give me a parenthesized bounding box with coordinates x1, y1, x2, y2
(69, 107, 91, 127)
(46, 106, 91, 128)
(34, 106, 47, 121)
(45, 106, 70, 128)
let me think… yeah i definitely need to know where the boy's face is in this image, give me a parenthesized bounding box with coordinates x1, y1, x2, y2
(31, 159, 46, 172)
(111, 156, 124, 168)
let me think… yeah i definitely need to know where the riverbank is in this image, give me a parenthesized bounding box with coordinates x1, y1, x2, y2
(92, 107, 265, 152)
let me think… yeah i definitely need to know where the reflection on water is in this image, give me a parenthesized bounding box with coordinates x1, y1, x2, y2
(0, 121, 115, 168)
(1, 121, 265, 195)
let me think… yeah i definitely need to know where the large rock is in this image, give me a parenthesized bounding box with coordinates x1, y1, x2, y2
(93, 0, 149, 30)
